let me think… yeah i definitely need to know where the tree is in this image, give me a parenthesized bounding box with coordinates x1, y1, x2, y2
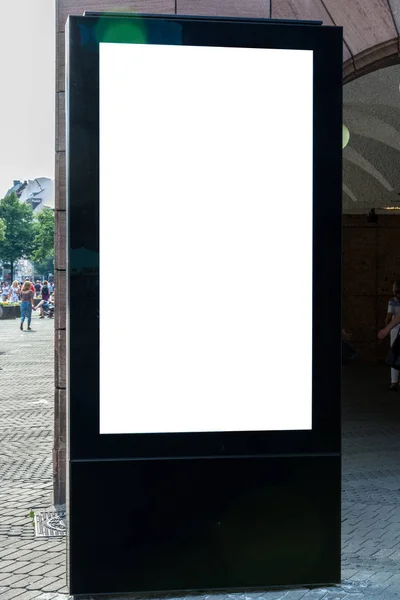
(31, 208, 54, 264)
(0, 192, 35, 281)
(0, 218, 5, 243)
(33, 253, 54, 279)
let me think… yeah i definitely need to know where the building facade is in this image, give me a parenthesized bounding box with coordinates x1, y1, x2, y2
(6, 178, 55, 213)
(0, 178, 55, 282)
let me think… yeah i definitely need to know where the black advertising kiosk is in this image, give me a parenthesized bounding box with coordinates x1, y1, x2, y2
(66, 13, 342, 596)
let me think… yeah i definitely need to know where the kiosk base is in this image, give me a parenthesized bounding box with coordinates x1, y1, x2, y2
(68, 455, 340, 595)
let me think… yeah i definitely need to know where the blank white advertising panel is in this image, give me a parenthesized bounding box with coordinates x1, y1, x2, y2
(99, 42, 313, 434)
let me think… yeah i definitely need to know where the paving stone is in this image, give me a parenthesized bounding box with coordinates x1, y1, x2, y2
(28, 566, 58, 578)
(12, 592, 45, 600)
(41, 554, 64, 565)
(43, 567, 65, 579)
(0, 548, 27, 560)
(10, 577, 45, 590)
(2, 319, 400, 600)
(0, 574, 35, 587)
(302, 590, 330, 599)
(1, 550, 36, 562)
(27, 552, 57, 563)
(13, 564, 48, 576)
(339, 596, 368, 600)
(14, 592, 46, 600)
(26, 577, 60, 591)
(367, 572, 394, 584)
(0, 561, 30, 573)
(383, 550, 400, 562)
(341, 570, 358, 579)
(349, 572, 375, 583)
(0, 588, 35, 600)
(385, 574, 400, 586)
(23, 543, 53, 552)
(278, 591, 310, 600)
(37, 580, 67, 593)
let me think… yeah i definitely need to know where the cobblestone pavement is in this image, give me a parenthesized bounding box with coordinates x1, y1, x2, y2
(1, 317, 400, 600)
(0, 315, 67, 600)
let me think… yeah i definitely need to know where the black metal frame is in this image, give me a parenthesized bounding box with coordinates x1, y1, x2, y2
(66, 14, 342, 595)
(66, 14, 342, 463)
(83, 11, 322, 26)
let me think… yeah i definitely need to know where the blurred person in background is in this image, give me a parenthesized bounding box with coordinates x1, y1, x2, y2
(20, 280, 36, 331)
(34, 280, 42, 298)
(38, 281, 50, 318)
(25, 278, 35, 294)
(2, 281, 10, 301)
(8, 281, 20, 303)
(384, 280, 400, 391)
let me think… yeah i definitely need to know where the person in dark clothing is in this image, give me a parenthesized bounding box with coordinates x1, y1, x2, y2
(34, 280, 42, 298)
(38, 281, 50, 318)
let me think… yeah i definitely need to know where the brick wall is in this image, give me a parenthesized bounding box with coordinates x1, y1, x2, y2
(53, 4, 66, 505)
(343, 214, 400, 364)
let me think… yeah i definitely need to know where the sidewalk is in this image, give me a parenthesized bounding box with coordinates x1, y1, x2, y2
(1, 317, 400, 600)
(0, 314, 67, 600)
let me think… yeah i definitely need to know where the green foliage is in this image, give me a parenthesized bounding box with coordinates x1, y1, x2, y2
(0, 193, 35, 275)
(34, 251, 54, 278)
(26, 509, 35, 527)
(31, 207, 54, 264)
(0, 301, 20, 306)
(0, 193, 55, 280)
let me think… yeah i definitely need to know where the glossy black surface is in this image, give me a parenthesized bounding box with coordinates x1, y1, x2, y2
(68, 455, 341, 595)
(66, 15, 342, 596)
(67, 14, 343, 462)
(83, 11, 322, 25)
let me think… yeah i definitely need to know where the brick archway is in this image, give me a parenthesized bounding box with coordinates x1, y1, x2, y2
(344, 38, 400, 84)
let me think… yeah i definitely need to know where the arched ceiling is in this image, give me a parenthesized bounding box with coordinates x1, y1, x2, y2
(57, 0, 400, 216)
(58, 0, 400, 78)
(343, 64, 400, 213)
(171, 0, 400, 79)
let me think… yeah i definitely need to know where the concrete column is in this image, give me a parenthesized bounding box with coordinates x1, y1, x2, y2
(53, 0, 66, 505)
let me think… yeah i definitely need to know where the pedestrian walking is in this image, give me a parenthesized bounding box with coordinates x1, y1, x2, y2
(384, 280, 400, 391)
(2, 282, 10, 301)
(25, 278, 35, 293)
(34, 280, 42, 298)
(379, 310, 400, 339)
(38, 281, 50, 318)
(8, 281, 20, 303)
(20, 281, 36, 331)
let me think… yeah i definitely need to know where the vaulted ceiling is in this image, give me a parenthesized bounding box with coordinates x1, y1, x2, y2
(57, 0, 400, 79)
(343, 64, 400, 213)
(56, 0, 400, 215)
